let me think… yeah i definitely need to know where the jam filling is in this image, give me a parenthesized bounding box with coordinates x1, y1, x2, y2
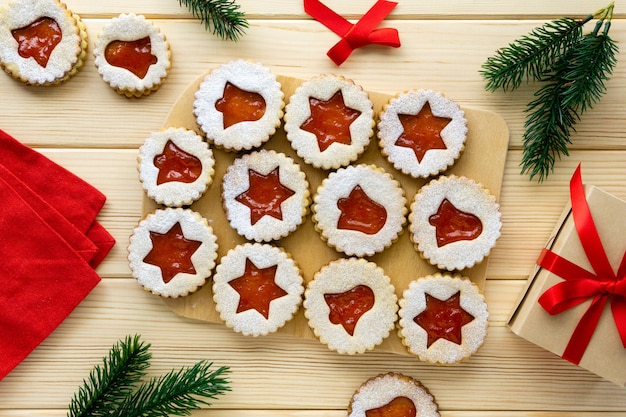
(324, 285, 375, 336)
(301, 90, 361, 152)
(337, 185, 387, 235)
(105, 36, 157, 79)
(365, 396, 417, 417)
(395, 102, 451, 162)
(228, 258, 287, 319)
(12, 17, 62, 67)
(153, 140, 203, 185)
(428, 199, 483, 247)
(414, 291, 475, 347)
(142, 222, 202, 284)
(215, 82, 267, 129)
(235, 167, 295, 225)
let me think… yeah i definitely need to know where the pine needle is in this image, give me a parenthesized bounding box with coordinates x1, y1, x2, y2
(178, 0, 248, 41)
(109, 361, 231, 417)
(67, 335, 151, 417)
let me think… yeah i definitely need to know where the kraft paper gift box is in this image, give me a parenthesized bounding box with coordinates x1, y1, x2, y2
(508, 165, 626, 386)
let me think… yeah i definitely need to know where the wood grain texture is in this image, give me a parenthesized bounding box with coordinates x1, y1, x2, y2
(1, 0, 626, 415)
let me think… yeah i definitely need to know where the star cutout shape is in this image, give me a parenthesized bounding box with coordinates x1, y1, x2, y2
(143, 222, 202, 284)
(300, 90, 361, 152)
(413, 291, 474, 347)
(395, 102, 452, 162)
(235, 167, 295, 225)
(229, 258, 287, 319)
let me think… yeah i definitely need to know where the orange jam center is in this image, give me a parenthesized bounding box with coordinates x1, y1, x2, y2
(300, 90, 361, 152)
(215, 82, 266, 129)
(228, 258, 287, 319)
(142, 222, 202, 284)
(324, 285, 375, 336)
(153, 140, 203, 185)
(105, 36, 157, 79)
(365, 396, 417, 417)
(235, 167, 295, 225)
(12, 17, 62, 67)
(414, 292, 475, 347)
(395, 102, 451, 162)
(337, 185, 387, 235)
(428, 199, 482, 247)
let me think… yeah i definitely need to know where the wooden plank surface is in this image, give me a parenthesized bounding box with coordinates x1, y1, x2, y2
(1, 0, 626, 415)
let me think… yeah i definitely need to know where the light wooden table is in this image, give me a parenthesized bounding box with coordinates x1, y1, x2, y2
(1, 1, 626, 415)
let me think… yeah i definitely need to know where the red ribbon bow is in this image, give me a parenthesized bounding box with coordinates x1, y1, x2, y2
(304, 0, 401, 65)
(537, 164, 626, 365)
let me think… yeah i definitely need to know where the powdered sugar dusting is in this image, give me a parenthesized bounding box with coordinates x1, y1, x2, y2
(409, 175, 501, 270)
(348, 373, 439, 417)
(303, 258, 398, 354)
(212, 243, 304, 336)
(378, 89, 467, 178)
(398, 274, 488, 364)
(313, 164, 406, 257)
(0, 0, 83, 84)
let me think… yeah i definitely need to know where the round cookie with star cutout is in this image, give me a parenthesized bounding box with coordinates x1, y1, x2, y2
(222, 149, 310, 242)
(398, 273, 488, 364)
(212, 242, 304, 337)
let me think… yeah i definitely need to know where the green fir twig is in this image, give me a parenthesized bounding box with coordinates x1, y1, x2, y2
(68, 335, 151, 417)
(67, 335, 231, 417)
(480, 2, 619, 181)
(178, 0, 248, 41)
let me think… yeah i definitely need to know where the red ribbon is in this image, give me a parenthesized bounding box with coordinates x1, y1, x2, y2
(537, 164, 626, 364)
(304, 0, 401, 65)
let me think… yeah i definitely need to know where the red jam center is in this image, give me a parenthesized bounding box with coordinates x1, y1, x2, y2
(365, 396, 417, 417)
(12, 17, 62, 67)
(414, 292, 475, 347)
(428, 199, 483, 247)
(215, 82, 267, 129)
(395, 102, 451, 162)
(300, 90, 361, 152)
(153, 140, 203, 185)
(228, 258, 287, 319)
(142, 222, 202, 284)
(324, 285, 375, 336)
(235, 167, 295, 225)
(337, 185, 387, 235)
(105, 36, 157, 79)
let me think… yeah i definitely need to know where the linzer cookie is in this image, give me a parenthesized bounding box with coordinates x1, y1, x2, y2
(378, 89, 467, 178)
(212, 243, 304, 337)
(409, 175, 501, 270)
(312, 164, 406, 257)
(348, 373, 440, 417)
(138, 127, 215, 207)
(0, 0, 88, 86)
(128, 208, 218, 298)
(303, 258, 398, 354)
(193, 60, 284, 151)
(398, 274, 488, 364)
(284, 74, 374, 169)
(93, 13, 171, 97)
(222, 149, 310, 242)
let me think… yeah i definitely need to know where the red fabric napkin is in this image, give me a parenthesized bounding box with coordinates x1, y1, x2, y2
(0, 129, 115, 381)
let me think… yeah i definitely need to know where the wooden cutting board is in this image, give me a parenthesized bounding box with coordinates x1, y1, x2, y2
(142, 72, 509, 355)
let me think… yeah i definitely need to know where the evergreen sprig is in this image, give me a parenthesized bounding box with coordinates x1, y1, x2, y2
(480, 2, 619, 181)
(178, 0, 248, 41)
(66, 335, 231, 417)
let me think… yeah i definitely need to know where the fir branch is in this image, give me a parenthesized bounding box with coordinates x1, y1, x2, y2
(110, 361, 231, 417)
(178, 0, 248, 41)
(480, 16, 589, 92)
(521, 27, 619, 181)
(67, 335, 151, 417)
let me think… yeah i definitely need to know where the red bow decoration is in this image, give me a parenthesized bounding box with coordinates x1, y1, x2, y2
(537, 164, 626, 365)
(304, 0, 401, 65)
